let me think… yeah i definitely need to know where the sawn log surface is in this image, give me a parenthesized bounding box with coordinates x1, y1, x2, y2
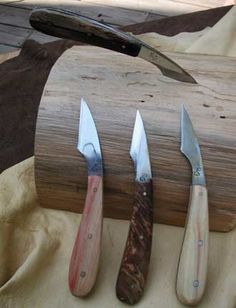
(35, 46, 236, 232)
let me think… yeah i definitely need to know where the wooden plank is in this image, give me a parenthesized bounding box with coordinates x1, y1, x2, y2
(0, 23, 31, 47)
(78, 0, 232, 15)
(0, 5, 31, 28)
(2, 0, 231, 16)
(0, 44, 19, 55)
(0, 2, 164, 26)
(35, 46, 236, 232)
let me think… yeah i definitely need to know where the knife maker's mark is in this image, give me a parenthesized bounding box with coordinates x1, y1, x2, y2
(139, 173, 149, 183)
(193, 167, 202, 177)
(82, 142, 102, 175)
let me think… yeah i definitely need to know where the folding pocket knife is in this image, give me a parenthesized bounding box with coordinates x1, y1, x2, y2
(30, 7, 196, 84)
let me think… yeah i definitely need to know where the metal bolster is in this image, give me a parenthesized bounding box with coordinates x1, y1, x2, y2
(192, 166, 205, 186)
(136, 173, 152, 183)
(87, 156, 103, 176)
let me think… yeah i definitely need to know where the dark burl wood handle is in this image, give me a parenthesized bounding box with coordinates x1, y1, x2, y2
(29, 7, 141, 56)
(116, 180, 153, 305)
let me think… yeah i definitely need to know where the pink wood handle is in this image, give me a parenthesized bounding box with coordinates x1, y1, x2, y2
(68, 175, 103, 297)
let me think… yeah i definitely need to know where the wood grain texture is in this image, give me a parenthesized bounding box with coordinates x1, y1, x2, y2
(79, 0, 232, 16)
(1, 1, 163, 27)
(176, 185, 208, 306)
(116, 181, 153, 305)
(34, 46, 236, 232)
(68, 175, 103, 297)
(3, 0, 229, 17)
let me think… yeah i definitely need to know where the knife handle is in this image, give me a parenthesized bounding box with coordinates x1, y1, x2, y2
(30, 8, 141, 56)
(116, 180, 153, 305)
(176, 185, 208, 306)
(68, 175, 103, 297)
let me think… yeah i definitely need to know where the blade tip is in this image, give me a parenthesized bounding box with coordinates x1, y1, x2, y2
(136, 109, 141, 118)
(136, 109, 143, 125)
(181, 104, 186, 114)
(185, 74, 198, 84)
(81, 97, 87, 108)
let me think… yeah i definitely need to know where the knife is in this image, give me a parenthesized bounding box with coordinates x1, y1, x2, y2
(116, 111, 153, 305)
(176, 105, 208, 306)
(68, 98, 103, 297)
(29, 7, 196, 84)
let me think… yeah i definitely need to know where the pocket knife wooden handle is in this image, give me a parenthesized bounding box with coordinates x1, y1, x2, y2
(176, 185, 209, 306)
(30, 7, 141, 56)
(68, 175, 103, 297)
(116, 180, 153, 305)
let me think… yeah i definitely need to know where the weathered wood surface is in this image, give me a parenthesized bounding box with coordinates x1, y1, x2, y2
(1, 2, 163, 26)
(79, 0, 235, 15)
(35, 46, 236, 232)
(0, 23, 31, 48)
(3, 0, 230, 15)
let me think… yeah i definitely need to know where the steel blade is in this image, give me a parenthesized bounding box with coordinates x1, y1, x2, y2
(130, 110, 152, 182)
(77, 98, 102, 175)
(138, 45, 197, 84)
(181, 105, 205, 185)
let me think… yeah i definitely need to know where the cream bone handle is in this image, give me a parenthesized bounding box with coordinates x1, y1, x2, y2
(176, 185, 209, 306)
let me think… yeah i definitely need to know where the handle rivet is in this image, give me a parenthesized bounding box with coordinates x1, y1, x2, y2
(198, 240, 203, 246)
(142, 191, 147, 196)
(80, 271, 86, 278)
(193, 280, 199, 287)
(122, 45, 126, 49)
(139, 235, 144, 240)
(93, 187, 97, 192)
(88, 233, 93, 239)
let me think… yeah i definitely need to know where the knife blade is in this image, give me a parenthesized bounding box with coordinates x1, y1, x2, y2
(68, 98, 103, 297)
(116, 110, 153, 305)
(29, 7, 196, 84)
(176, 105, 208, 306)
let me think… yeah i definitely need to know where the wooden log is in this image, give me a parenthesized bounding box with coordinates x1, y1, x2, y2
(35, 46, 236, 232)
